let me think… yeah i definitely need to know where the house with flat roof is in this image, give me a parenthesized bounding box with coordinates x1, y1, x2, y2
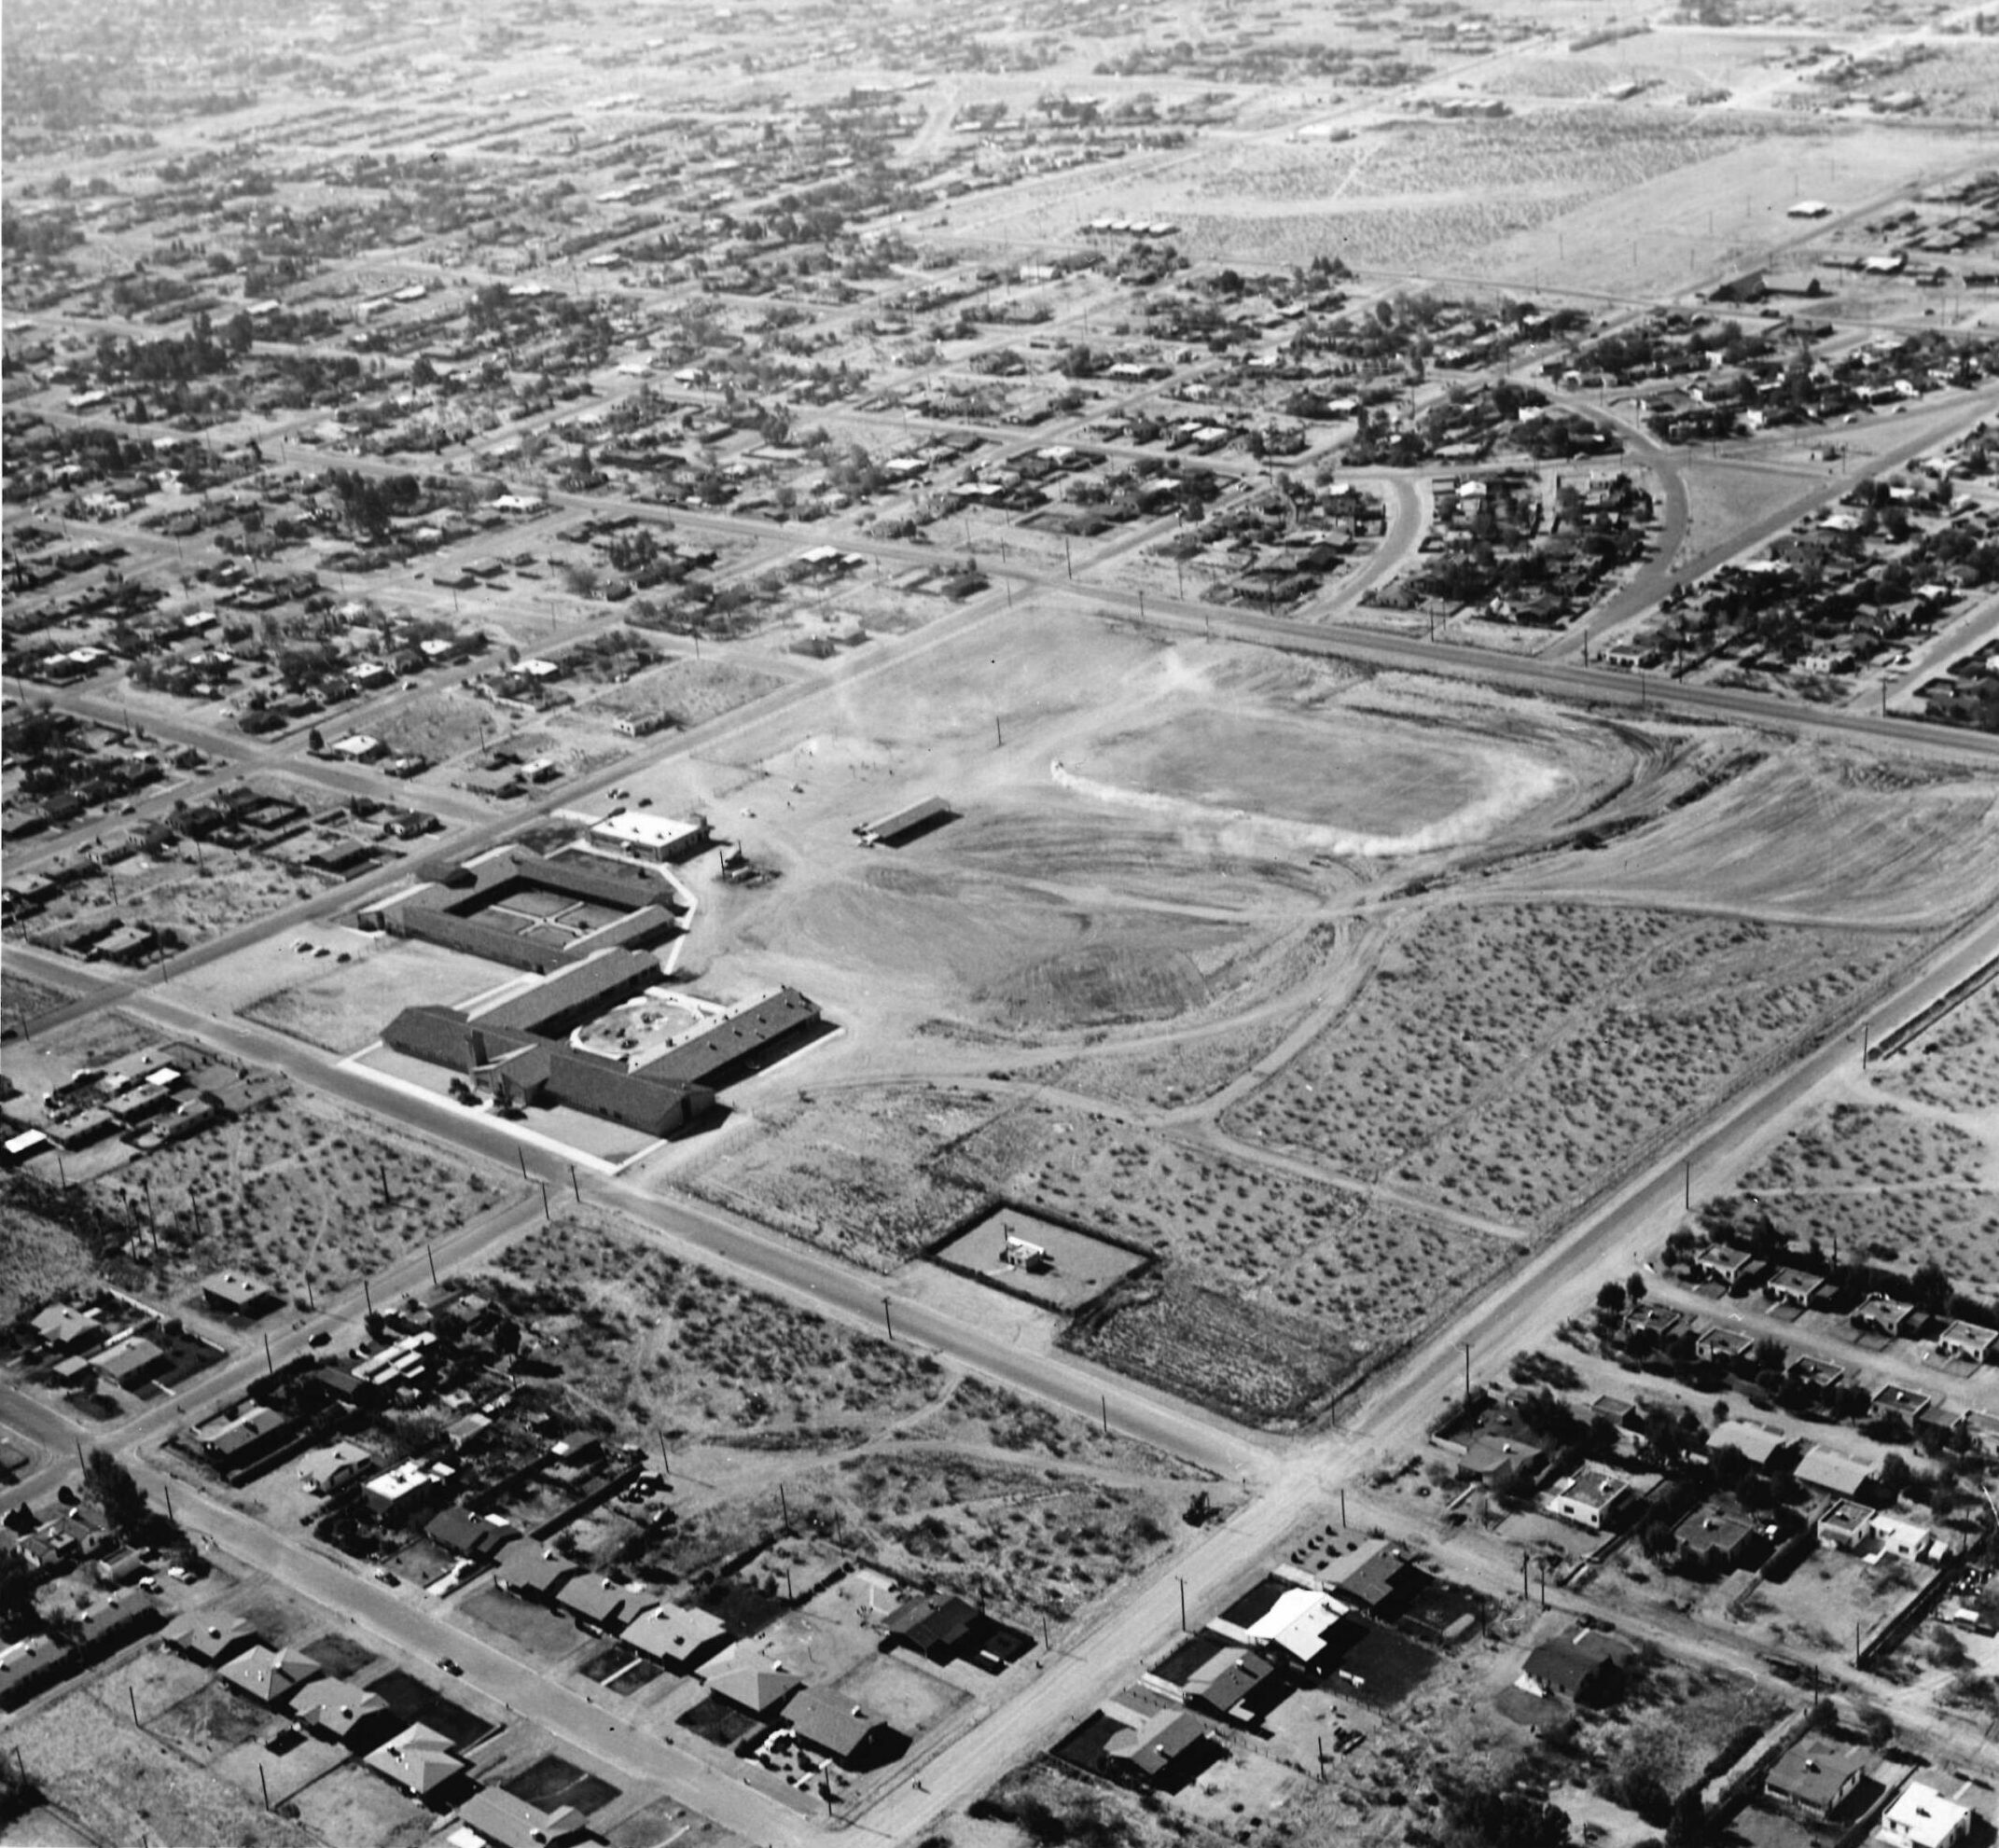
(1766, 1267, 1831, 1310)
(1876, 1778, 1973, 1848)
(1673, 1501, 1762, 1573)
(1708, 1418, 1795, 1468)
(1545, 1465, 1634, 1533)
(1935, 1321, 1999, 1366)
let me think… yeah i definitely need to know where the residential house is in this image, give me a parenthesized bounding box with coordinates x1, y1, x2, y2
(1853, 1296, 1923, 1340)
(1818, 1497, 1877, 1549)
(784, 1687, 895, 1769)
(1673, 1501, 1763, 1573)
(457, 1786, 590, 1848)
(363, 1722, 467, 1801)
(1691, 1245, 1763, 1292)
(1708, 1418, 1796, 1469)
(557, 1576, 641, 1635)
(1876, 1779, 1973, 1848)
(701, 1661, 803, 1717)
(1766, 1268, 1831, 1311)
(1100, 1705, 1221, 1790)
(620, 1602, 728, 1672)
(494, 1538, 576, 1602)
(1515, 1631, 1629, 1706)
(220, 1645, 322, 1707)
(1935, 1322, 1999, 1366)
(1183, 1645, 1284, 1725)
(163, 1613, 257, 1666)
(1764, 1735, 1874, 1821)
(1798, 1445, 1877, 1500)
(1545, 1465, 1634, 1533)
(288, 1677, 394, 1747)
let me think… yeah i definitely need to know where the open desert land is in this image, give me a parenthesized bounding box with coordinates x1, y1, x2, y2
(0, 1079, 504, 1313)
(1685, 977, 1999, 1298)
(474, 1216, 1210, 1624)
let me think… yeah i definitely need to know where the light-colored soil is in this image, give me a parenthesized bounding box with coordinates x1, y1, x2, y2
(27, 854, 328, 952)
(680, 1083, 996, 1271)
(10, 1685, 317, 1848)
(1480, 744, 1999, 929)
(236, 933, 507, 1053)
(90, 1091, 496, 1298)
(1227, 901, 1908, 1227)
(369, 686, 496, 762)
(473, 1215, 1206, 1620)
(590, 655, 784, 729)
(1874, 983, 1999, 1116)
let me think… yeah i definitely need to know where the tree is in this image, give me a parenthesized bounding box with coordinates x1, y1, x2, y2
(1665, 1786, 1708, 1846)
(1910, 1258, 1953, 1316)
(84, 1448, 152, 1545)
(1596, 1281, 1627, 1324)
(0, 1549, 35, 1638)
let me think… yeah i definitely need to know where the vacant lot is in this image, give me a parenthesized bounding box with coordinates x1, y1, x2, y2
(28, 854, 330, 952)
(1875, 983, 1999, 1116)
(680, 1082, 996, 1271)
(238, 934, 504, 1053)
(591, 655, 784, 731)
(1, 969, 78, 1028)
(1228, 901, 1908, 1229)
(484, 1212, 949, 1442)
(12, 1686, 316, 1848)
(369, 686, 494, 763)
(473, 1215, 1204, 1616)
(86, 1091, 495, 1299)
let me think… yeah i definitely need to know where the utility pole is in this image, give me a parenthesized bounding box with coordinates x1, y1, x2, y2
(1459, 1340, 1472, 1407)
(882, 1296, 894, 1341)
(1176, 1576, 1187, 1633)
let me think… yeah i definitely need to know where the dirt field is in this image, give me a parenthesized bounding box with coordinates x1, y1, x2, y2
(1874, 982, 1999, 1116)
(679, 1083, 997, 1271)
(589, 655, 786, 731)
(10, 1684, 318, 1848)
(235, 932, 507, 1053)
(475, 1213, 1206, 1617)
(1480, 743, 1999, 930)
(1226, 901, 1909, 1227)
(26, 854, 331, 952)
(85, 1090, 497, 1299)
(0, 968, 79, 1029)
(368, 685, 496, 763)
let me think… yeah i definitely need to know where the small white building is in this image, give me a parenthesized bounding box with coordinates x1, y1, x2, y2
(588, 811, 707, 863)
(1876, 1780, 1972, 1848)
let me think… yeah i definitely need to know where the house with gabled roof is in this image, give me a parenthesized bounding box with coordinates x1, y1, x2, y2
(620, 1601, 728, 1671)
(702, 1660, 803, 1716)
(785, 1687, 896, 1768)
(364, 1722, 468, 1801)
(494, 1537, 577, 1601)
(288, 1677, 393, 1747)
(458, 1785, 591, 1848)
(557, 1576, 641, 1634)
(162, 1612, 257, 1666)
(220, 1644, 321, 1707)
